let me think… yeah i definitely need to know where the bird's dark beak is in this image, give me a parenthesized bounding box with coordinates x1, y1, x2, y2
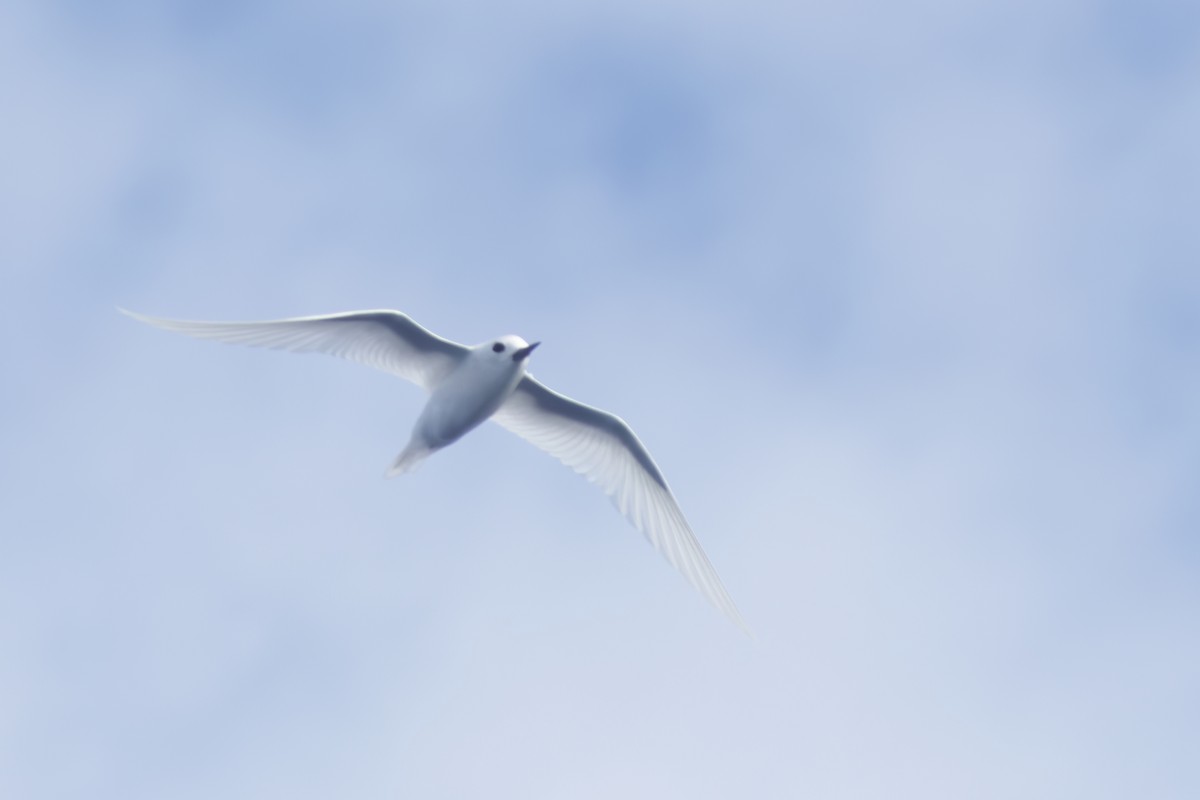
(512, 341, 540, 362)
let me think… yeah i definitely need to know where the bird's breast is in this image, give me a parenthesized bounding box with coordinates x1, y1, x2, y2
(416, 365, 522, 447)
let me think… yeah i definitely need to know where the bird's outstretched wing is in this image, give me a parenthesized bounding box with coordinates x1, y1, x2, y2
(120, 308, 467, 390)
(491, 376, 747, 631)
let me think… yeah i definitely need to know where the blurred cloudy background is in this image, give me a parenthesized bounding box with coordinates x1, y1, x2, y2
(2, 1, 1198, 797)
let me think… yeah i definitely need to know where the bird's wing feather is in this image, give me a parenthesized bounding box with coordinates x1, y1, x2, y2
(491, 375, 747, 631)
(120, 308, 467, 389)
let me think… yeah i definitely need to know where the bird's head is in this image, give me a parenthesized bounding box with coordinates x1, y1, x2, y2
(478, 335, 540, 368)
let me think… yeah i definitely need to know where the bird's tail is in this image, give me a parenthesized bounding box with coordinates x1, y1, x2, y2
(386, 440, 433, 477)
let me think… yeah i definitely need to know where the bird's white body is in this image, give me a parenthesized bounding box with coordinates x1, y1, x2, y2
(121, 308, 746, 631)
(393, 334, 535, 475)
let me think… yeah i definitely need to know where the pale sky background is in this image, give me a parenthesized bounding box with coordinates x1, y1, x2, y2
(2, 1, 1199, 798)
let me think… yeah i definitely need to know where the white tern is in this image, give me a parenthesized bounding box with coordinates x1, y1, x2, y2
(121, 308, 746, 630)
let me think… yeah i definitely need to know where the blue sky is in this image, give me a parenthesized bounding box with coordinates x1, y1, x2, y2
(2, 1, 1198, 798)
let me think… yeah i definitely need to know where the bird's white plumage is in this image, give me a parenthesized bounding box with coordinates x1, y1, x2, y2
(119, 308, 466, 389)
(122, 307, 746, 631)
(492, 377, 747, 630)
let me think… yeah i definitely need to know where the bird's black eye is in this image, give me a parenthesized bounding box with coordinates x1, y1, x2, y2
(492, 342, 505, 353)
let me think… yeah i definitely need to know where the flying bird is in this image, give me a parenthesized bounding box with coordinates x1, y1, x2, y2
(121, 308, 745, 630)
